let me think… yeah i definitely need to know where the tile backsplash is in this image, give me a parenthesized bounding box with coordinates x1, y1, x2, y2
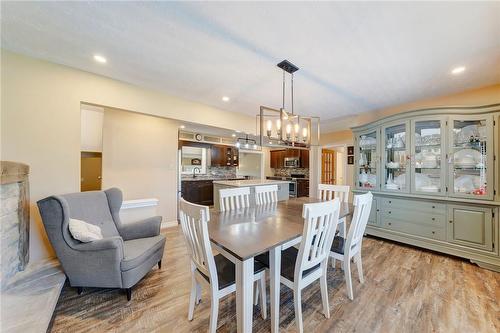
(274, 168, 309, 178)
(181, 166, 237, 180)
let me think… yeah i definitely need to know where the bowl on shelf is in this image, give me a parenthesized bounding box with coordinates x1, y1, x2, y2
(454, 148, 481, 167)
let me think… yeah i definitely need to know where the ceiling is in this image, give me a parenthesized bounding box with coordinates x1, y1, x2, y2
(2, 2, 500, 131)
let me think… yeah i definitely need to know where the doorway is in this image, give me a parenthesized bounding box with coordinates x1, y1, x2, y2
(81, 152, 102, 191)
(321, 149, 335, 184)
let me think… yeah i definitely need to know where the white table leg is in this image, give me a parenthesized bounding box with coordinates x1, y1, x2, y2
(269, 246, 281, 333)
(236, 258, 254, 333)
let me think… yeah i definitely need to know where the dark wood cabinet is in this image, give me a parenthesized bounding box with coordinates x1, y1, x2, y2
(270, 149, 309, 168)
(270, 150, 286, 168)
(300, 149, 309, 168)
(296, 179, 310, 197)
(211, 145, 239, 167)
(181, 180, 214, 205)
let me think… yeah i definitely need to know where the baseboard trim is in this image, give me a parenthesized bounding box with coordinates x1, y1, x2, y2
(161, 220, 178, 229)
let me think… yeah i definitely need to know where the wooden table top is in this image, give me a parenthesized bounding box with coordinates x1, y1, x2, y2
(208, 197, 354, 260)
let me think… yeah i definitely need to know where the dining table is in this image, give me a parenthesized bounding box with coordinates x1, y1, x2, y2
(208, 197, 354, 333)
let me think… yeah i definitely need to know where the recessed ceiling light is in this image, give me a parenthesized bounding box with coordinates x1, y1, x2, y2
(232, 133, 236, 137)
(179, 125, 185, 129)
(451, 66, 466, 75)
(93, 54, 107, 63)
(222, 96, 230, 102)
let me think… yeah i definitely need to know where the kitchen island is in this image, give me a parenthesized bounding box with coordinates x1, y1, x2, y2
(213, 179, 290, 209)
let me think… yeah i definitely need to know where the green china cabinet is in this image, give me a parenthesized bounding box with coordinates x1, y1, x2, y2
(353, 104, 500, 272)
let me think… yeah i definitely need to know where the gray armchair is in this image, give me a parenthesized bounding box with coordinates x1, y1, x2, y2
(37, 188, 166, 300)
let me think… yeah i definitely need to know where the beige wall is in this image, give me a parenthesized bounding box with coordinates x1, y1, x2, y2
(102, 108, 179, 223)
(321, 84, 500, 146)
(1, 50, 255, 262)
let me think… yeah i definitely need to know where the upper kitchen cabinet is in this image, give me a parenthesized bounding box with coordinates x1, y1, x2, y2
(211, 145, 239, 167)
(410, 117, 447, 196)
(270, 150, 285, 168)
(356, 128, 379, 190)
(449, 115, 494, 200)
(270, 149, 309, 168)
(382, 121, 410, 193)
(300, 149, 309, 168)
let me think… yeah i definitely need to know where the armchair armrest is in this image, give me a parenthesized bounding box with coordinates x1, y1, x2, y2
(119, 216, 162, 240)
(73, 236, 124, 253)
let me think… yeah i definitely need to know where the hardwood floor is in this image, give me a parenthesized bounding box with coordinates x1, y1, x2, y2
(50, 226, 499, 333)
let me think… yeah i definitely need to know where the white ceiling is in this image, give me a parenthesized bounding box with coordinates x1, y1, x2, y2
(2, 2, 500, 131)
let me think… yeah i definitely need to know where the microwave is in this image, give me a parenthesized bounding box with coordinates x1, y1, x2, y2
(284, 157, 300, 168)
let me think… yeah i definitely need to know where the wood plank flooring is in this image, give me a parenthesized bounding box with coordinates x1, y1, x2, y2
(50, 226, 500, 333)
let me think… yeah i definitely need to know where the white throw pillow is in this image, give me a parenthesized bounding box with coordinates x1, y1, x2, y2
(68, 218, 103, 242)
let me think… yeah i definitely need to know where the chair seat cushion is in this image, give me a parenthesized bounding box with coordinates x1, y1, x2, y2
(255, 247, 320, 282)
(121, 235, 166, 271)
(331, 235, 345, 254)
(198, 254, 266, 290)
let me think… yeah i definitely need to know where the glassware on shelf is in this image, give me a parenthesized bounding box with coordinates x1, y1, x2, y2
(413, 120, 442, 194)
(452, 119, 488, 196)
(384, 123, 407, 191)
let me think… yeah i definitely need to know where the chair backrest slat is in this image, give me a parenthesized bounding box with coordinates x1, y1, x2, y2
(219, 187, 251, 211)
(255, 184, 279, 205)
(179, 198, 219, 289)
(295, 199, 341, 277)
(317, 184, 350, 203)
(346, 192, 373, 254)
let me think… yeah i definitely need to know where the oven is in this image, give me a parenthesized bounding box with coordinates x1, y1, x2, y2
(289, 180, 297, 197)
(284, 157, 300, 168)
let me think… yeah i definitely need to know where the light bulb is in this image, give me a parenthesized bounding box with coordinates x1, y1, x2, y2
(253, 144, 257, 149)
(236, 142, 240, 148)
(276, 119, 281, 130)
(286, 123, 292, 134)
(294, 123, 300, 134)
(302, 127, 308, 141)
(245, 143, 249, 148)
(266, 120, 272, 137)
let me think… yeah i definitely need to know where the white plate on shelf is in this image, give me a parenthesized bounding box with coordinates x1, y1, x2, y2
(454, 148, 481, 165)
(419, 185, 440, 193)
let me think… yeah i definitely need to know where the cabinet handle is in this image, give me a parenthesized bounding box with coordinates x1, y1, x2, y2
(432, 231, 435, 234)
(388, 222, 392, 226)
(432, 205, 435, 209)
(389, 200, 392, 204)
(432, 218, 435, 221)
(449, 220, 453, 224)
(388, 211, 391, 214)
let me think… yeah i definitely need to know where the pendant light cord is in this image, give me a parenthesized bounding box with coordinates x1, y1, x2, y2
(291, 73, 294, 116)
(282, 70, 286, 110)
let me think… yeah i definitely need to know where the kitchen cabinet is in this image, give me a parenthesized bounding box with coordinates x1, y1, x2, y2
(270, 150, 286, 168)
(211, 145, 239, 167)
(270, 149, 309, 168)
(296, 179, 309, 197)
(181, 180, 214, 206)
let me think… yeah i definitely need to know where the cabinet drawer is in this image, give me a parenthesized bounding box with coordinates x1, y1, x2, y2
(381, 208, 445, 228)
(381, 198, 446, 214)
(382, 217, 446, 241)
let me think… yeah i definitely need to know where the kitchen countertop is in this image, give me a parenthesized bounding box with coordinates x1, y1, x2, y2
(181, 177, 246, 182)
(213, 179, 290, 187)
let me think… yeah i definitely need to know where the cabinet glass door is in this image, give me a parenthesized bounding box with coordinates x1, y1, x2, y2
(357, 130, 378, 189)
(411, 118, 446, 195)
(449, 115, 494, 200)
(382, 122, 409, 192)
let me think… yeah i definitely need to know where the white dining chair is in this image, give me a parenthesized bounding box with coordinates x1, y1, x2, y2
(329, 192, 373, 300)
(219, 187, 250, 211)
(179, 198, 267, 333)
(317, 184, 350, 241)
(255, 184, 278, 205)
(256, 199, 341, 333)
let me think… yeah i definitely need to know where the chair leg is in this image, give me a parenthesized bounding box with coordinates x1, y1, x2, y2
(158, 260, 162, 269)
(209, 290, 219, 333)
(188, 278, 197, 320)
(344, 259, 354, 300)
(254, 280, 259, 306)
(293, 288, 304, 333)
(259, 274, 267, 320)
(355, 252, 364, 283)
(77, 287, 83, 295)
(195, 283, 202, 304)
(320, 272, 330, 318)
(126, 288, 132, 301)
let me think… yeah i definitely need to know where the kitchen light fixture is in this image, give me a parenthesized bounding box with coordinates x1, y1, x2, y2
(179, 125, 186, 129)
(232, 133, 236, 137)
(451, 66, 466, 75)
(222, 96, 230, 102)
(258, 60, 319, 148)
(235, 134, 258, 150)
(93, 54, 107, 63)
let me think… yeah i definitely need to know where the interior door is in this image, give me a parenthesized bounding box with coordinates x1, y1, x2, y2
(81, 152, 102, 191)
(321, 149, 335, 184)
